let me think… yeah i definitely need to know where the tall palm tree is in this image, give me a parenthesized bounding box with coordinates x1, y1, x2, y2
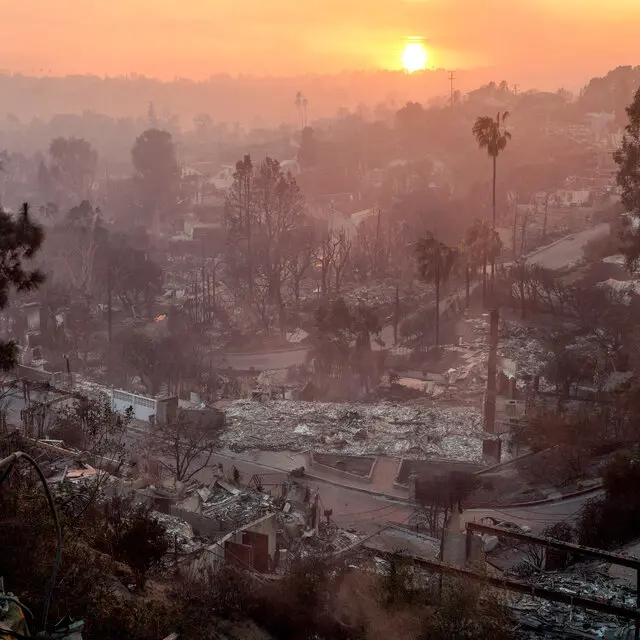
(415, 233, 458, 348)
(472, 112, 511, 294)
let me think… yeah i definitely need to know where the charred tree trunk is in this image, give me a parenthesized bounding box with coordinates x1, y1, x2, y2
(465, 265, 471, 309)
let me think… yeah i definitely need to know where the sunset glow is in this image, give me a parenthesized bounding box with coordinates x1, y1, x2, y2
(0, 0, 639, 82)
(402, 42, 428, 73)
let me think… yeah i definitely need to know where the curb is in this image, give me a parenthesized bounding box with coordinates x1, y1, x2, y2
(524, 236, 573, 261)
(470, 484, 603, 510)
(303, 471, 412, 504)
(474, 450, 541, 476)
(214, 452, 601, 509)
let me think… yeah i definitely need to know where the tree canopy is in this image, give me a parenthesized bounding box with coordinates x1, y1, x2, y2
(614, 87, 640, 271)
(0, 203, 45, 369)
(48, 136, 98, 204)
(131, 128, 181, 226)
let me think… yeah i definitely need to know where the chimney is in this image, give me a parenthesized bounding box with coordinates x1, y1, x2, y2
(484, 309, 499, 434)
(409, 472, 418, 500)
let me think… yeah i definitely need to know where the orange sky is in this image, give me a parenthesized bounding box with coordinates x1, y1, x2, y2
(0, 0, 639, 84)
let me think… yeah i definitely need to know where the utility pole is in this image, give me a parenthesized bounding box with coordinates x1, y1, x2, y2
(374, 206, 382, 276)
(542, 193, 550, 240)
(520, 208, 529, 255)
(107, 249, 112, 370)
(448, 71, 456, 107)
(393, 281, 400, 345)
(513, 83, 519, 96)
(105, 160, 110, 194)
(201, 239, 207, 323)
(512, 195, 519, 259)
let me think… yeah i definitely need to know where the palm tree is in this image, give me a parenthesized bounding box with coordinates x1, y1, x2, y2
(466, 219, 502, 307)
(415, 233, 458, 348)
(456, 238, 473, 310)
(472, 112, 511, 294)
(295, 91, 303, 129)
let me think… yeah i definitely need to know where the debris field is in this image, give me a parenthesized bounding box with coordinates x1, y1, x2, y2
(223, 399, 484, 461)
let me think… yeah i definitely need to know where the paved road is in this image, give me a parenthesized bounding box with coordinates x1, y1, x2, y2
(525, 223, 610, 271)
(195, 451, 597, 535)
(463, 490, 601, 534)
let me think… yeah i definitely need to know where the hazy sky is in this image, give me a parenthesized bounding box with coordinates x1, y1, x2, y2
(1, 0, 639, 85)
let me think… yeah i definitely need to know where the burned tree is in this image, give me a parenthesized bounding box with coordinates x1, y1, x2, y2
(414, 232, 457, 348)
(225, 156, 306, 328)
(49, 393, 131, 465)
(152, 409, 223, 483)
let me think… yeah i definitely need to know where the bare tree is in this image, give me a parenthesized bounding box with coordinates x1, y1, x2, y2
(43, 201, 102, 296)
(225, 156, 305, 328)
(225, 155, 255, 293)
(312, 230, 339, 297)
(354, 211, 387, 279)
(48, 136, 98, 204)
(152, 410, 222, 483)
(285, 226, 314, 311)
(331, 229, 352, 294)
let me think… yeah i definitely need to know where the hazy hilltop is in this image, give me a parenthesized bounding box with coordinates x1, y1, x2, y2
(0, 68, 528, 126)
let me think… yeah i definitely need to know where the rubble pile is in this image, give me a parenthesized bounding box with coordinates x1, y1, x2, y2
(151, 511, 203, 553)
(175, 480, 275, 532)
(298, 522, 363, 555)
(500, 326, 550, 379)
(457, 315, 549, 383)
(223, 400, 484, 461)
(201, 487, 273, 528)
(508, 567, 636, 638)
(340, 280, 434, 311)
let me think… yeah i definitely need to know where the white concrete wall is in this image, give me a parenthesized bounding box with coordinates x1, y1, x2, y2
(111, 388, 157, 422)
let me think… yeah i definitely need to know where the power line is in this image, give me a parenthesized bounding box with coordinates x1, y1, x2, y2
(334, 507, 410, 527)
(331, 508, 419, 558)
(331, 503, 406, 519)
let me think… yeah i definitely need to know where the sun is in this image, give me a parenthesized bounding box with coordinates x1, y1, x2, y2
(402, 42, 428, 73)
